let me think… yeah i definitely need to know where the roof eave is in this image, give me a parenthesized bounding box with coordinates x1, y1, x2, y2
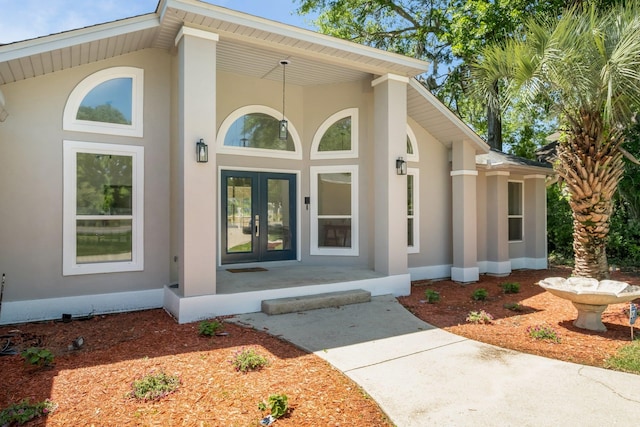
(408, 79, 489, 153)
(0, 14, 160, 63)
(166, 0, 430, 77)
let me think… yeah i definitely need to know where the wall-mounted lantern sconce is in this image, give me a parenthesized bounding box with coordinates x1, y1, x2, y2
(196, 138, 208, 163)
(396, 157, 407, 175)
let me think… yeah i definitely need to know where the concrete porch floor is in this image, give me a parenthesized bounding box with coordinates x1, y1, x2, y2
(216, 264, 385, 294)
(164, 263, 411, 323)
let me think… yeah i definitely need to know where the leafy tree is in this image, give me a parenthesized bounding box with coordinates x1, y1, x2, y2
(296, 0, 567, 151)
(471, 3, 640, 279)
(77, 104, 130, 125)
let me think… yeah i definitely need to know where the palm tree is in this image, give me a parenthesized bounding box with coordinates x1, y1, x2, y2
(471, 3, 640, 280)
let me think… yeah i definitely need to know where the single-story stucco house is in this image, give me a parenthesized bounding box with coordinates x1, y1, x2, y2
(0, 0, 552, 325)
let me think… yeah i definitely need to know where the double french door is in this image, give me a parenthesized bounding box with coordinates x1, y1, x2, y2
(221, 170, 296, 264)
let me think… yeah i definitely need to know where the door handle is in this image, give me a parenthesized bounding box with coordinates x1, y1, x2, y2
(254, 214, 260, 237)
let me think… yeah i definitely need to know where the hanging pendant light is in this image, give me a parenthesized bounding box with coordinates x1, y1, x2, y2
(279, 59, 289, 140)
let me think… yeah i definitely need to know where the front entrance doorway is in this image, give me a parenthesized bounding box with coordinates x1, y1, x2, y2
(221, 170, 297, 264)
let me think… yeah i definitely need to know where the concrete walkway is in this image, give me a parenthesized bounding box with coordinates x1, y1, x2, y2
(229, 295, 640, 426)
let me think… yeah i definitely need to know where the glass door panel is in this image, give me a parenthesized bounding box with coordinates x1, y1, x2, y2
(225, 176, 253, 254)
(221, 171, 296, 264)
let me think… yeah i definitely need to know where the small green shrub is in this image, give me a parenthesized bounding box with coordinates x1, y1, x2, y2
(231, 347, 269, 373)
(500, 282, 521, 294)
(604, 340, 640, 374)
(198, 319, 223, 336)
(471, 288, 488, 301)
(258, 393, 289, 419)
(424, 289, 440, 303)
(128, 371, 180, 401)
(20, 347, 54, 368)
(466, 310, 494, 324)
(503, 302, 523, 312)
(527, 325, 561, 343)
(0, 399, 57, 425)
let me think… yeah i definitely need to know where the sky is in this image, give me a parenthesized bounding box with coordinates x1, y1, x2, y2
(0, 0, 317, 44)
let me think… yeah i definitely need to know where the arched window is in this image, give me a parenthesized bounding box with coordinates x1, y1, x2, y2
(407, 124, 419, 162)
(310, 108, 358, 159)
(217, 106, 302, 159)
(63, 67, 144, 137)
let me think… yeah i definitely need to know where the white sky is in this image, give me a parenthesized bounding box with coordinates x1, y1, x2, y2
(0, 0, 317, 44)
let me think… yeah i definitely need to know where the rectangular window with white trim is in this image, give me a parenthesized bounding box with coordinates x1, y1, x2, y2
(310, 165, 358, 256)
(508, 181, 524, 242)
(63, 141, 144, 275)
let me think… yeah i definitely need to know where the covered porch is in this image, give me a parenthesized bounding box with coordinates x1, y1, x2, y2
(164, 264, 409, 323)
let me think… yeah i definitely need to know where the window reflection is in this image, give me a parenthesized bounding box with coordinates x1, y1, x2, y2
(77, 78, 132, 125)
(224, 113, 294, 151)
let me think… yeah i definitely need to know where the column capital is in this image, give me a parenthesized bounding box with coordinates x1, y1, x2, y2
(372, 73, 409, 87)
(175, 26, 219, 46)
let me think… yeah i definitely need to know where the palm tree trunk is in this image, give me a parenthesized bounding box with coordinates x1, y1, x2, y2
(556, 112, 625, 280)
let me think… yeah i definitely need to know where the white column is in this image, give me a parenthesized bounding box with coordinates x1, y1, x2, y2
(176, 27, 218, 297)
(451, 140, 479, 282)
(485, 171, 511, 275)
(372, 74, 408, 276)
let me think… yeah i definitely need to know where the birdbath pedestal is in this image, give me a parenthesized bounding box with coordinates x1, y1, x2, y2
(538, 277, 640, 332)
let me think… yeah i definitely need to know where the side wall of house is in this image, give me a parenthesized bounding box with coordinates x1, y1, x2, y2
(407, 117, 453, 279)
(0, 50, 172, 322)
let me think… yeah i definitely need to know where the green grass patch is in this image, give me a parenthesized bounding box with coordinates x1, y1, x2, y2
(604, 340, 640, 374)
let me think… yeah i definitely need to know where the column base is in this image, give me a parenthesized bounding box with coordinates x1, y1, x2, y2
(451, 267, 479, 283)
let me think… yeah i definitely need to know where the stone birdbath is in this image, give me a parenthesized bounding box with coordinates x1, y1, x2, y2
(538, 277, 640, 332)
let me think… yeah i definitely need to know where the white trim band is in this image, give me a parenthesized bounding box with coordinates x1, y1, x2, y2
(486, 171, 510, 177)
(450, 170, 478, 177)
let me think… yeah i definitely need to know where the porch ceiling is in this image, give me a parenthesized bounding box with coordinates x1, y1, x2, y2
(0, 0, 429, 87)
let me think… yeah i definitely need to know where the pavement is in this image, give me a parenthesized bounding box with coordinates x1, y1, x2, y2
(229, 294, 640, 427)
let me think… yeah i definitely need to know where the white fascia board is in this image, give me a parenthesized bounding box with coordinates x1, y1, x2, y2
(167, 0, 430, 76)
(0, 15, 160, 62)
(409, 79, 489, 153)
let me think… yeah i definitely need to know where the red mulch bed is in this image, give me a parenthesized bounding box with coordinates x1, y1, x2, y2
(0, 310, 392, 426)
(399, 266, 640, 367)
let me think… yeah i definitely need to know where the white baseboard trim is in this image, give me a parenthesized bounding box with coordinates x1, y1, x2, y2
(0, 289, 163, 325)
(510, 257, 548, 270)
(451, 266, 479, 283)
(409, 265, 452, 281)
(478, 260, 512, 276)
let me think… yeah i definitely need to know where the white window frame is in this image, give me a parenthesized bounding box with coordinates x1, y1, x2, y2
(310, 108, 359, 159)
(508, 180, 524, 243)
(406, 124, 419, 162)
(407, 168, 420, 254)
(310, 165, 359, 256)
(63, 140, 144, 275)
(216, 105, 303, 159)
(63, 67, 144, 137)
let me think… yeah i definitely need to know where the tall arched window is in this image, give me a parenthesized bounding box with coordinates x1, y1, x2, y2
(63, 67, 144, 137)
(217, 105, 302, 159)
(310, 108, 358, 159)
(407, 124, 419, 162)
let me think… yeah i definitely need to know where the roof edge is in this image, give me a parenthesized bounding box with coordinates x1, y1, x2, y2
(167, 0, 430, 76)
(0, 14, 159, 63)
(409, 79, 489, 153)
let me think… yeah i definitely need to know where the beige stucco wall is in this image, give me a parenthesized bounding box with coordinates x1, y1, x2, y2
(407, 118, 452, 268)
(213, 71, 375, 268)
(0, 49, 171, 301)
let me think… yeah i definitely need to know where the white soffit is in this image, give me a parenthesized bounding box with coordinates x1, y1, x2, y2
(0, 0, 429, 86)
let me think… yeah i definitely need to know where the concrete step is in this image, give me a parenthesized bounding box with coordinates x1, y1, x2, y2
(261, 289, 371, 315)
